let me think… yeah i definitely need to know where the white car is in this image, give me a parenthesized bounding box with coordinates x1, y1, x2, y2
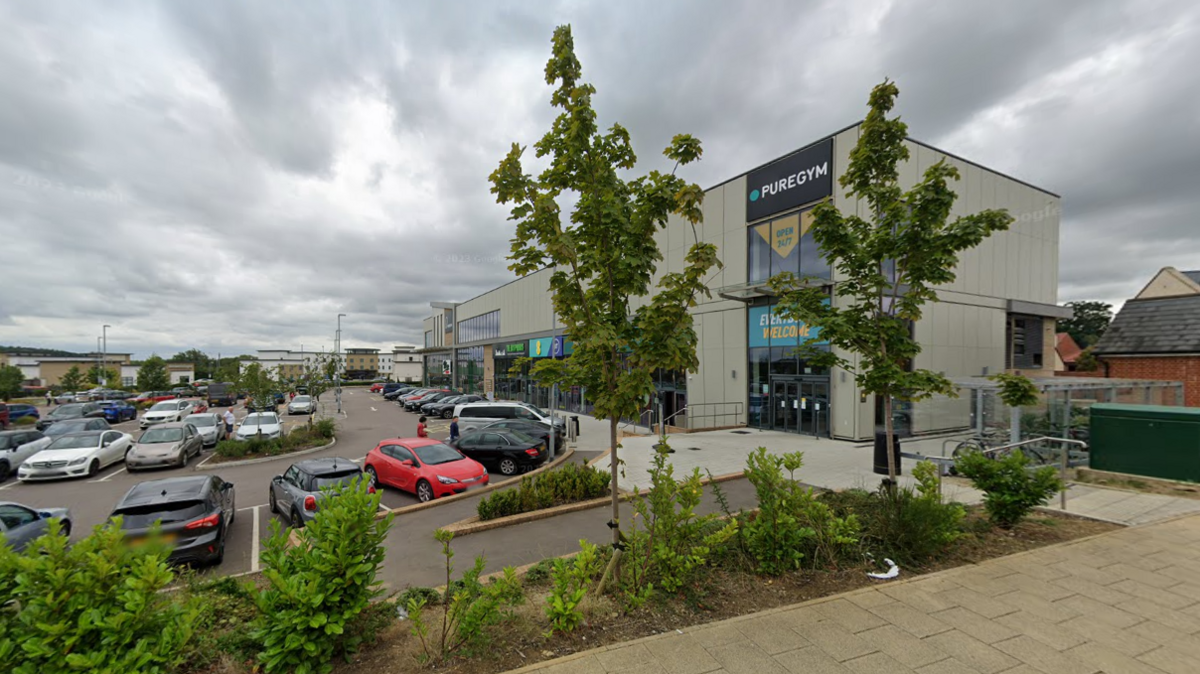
(0, 430, 53, 481)
(17, 430, 133, 481)
(286, 395, 314, 415)
(140, 400, 195, 429)
(184, 413, 223, 447)
(235, 412, 283, 441)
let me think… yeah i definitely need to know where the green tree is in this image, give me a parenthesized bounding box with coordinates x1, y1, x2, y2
(58, 365, 86, 393)
(1058, 300, 1112, 348)
(86, 365, 119, 387)
(168, 349, 214, 379)
(299, 353, 333, 401)
(213, 357, 242, 383)
(490, 25, 720, 570)
(136, 355, 171, 391)
(0, 363, 23, 401)
(769, 80, 1012, 481)
(238, 362, 280, 409)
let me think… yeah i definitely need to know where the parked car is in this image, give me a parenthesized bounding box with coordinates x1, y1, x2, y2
(140, 399, 196, 429)
(6, 403, 40, 423)
(0, 403, 7, 429)
(43, 418, 112, 438)
(364, 438, 487, 502)
(418, 392, 468, 415)
(286, 395, 315, 415)
(109, 475, 235, 565)
(171, 387, 193, 397)
(384, 386, 420, 401)
(452, 401, 566, 435)
(268, 457, 369, 527)
(245, 396, 279, 413)
(0, 430, 53, 481)
(370, 383, 385, 393)
(18, 429, 133, 481)
(410, 390, 457, 413)
(127, 422, 204, 471)
(235, 412, 283, 441)
(207, 382, 237, 407)
(449, 428, 547, 475)
(478, 418, 566, 448)
(0, 501, 71, 552)
(185, 413, 223, 447)
(98, 400, 137, 423)
(426, 394, 484, 419)
(55, 392, 77, 404)
(37, 402, 105, 431)
(132, 391, 177, 404)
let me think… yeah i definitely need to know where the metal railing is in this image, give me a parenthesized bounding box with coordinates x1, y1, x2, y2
(683, 402, 744, 430)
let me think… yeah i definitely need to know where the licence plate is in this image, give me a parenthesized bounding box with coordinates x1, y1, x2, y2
(131, 533, 178, 546)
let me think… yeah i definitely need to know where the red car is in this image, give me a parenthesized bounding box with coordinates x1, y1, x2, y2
(369, 383, 384, 393)
(190, 401, 209, 414)
(364, 437, 489, 503)
(132, 391, 178, 404)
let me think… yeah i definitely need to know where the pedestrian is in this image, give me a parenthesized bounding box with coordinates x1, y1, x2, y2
(449, 416, 460, 443)
(45, 391, 53, 407)
(223, 407, 236, 441)
(289, 391, 296, 402)
(417, 416, 428, 438)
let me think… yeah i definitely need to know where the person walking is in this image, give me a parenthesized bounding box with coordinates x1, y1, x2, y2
(417, 416, 428, 438)
(223, 407, 236, 441)
(449, 416, 460, 443)
(45, 391, 53, 407)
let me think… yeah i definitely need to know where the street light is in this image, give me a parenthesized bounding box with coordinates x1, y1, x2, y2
(336, 314, 346, 415)
(101, 325, 110, 386)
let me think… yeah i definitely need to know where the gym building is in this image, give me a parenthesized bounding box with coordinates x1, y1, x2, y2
(416, 122, 1067, 442)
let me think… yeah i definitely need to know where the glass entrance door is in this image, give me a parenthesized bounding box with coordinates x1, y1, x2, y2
(798, 380, 830, 436)
(771, 380, 799, 433)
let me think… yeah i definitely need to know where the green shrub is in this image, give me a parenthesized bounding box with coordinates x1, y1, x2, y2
(742, 447, 860, 574)
(0, 519, 199, 674)
(12, 416, 36, 426)
(398, 586, 441, 609)
(546, 540, 602, 635)
(523, 558, 557, 584)
(406, 529, 524, 662)
(621, 444, 739, 604)
(313, 417, 336, 438)
(253, 476, 393, 674)
(476, 462, 611, 520)
(955, 450, 1063, 528)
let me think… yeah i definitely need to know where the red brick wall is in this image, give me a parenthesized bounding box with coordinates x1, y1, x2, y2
(1101, 356, 1200, 407)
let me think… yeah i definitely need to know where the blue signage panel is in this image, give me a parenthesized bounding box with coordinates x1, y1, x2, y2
(531, 336, 574, 358)
(748, 304, 825, 348)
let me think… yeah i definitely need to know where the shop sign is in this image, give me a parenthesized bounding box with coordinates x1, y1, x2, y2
(493, 342, 526, 358)
(748, 304, 827, 348)
(746, 138, 833, 222)
(529, 337, 553, 358)
(530, 336, 573, 358)
(550, 336, 574, 357)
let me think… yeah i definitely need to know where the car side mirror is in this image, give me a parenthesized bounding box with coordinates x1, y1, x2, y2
(272, 475, 282, 483)
(402, 460, 415, 468)
(102, 440, 111, 447)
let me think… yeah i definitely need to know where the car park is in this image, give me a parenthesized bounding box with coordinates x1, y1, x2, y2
(364, 437, 488, 502)
(452, 401, 566, 435)
(109, 475, 235, 565)
(425, 394, 483, 419)
(140, 399, 195, 428)
(184, 412, 223, 447)
(126, 422, 203, 471)
(449, 428, 547, 475)
(43, 417, 112, 439)
(0, 502, 71, 552)
(37, 402, 106, 431)
(235, 412, 283, 441)
(268, 457, 369, 527)
(6, 403, 40, 423)
(98, 400, 137, 423)
(286, 395, 315, 415)
(0, 430, 53, 480)
(18, 429, 133, 481)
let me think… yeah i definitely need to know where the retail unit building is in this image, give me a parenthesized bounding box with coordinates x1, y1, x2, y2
(418, 122, 1066, 441)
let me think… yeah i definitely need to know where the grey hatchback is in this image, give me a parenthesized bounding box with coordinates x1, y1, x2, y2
(268, 457, 369, 528)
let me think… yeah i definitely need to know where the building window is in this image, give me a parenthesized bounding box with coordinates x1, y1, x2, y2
(747, 207, 830, 285)
(1006, 314, 1044, 370)
(457, 310, 501, 343)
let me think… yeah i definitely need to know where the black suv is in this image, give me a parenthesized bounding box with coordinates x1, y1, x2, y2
(37, 402, 105, 431)
(109, 475, 236, 565)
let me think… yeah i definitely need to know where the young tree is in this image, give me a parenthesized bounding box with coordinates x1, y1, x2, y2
(87, 365, 119, 387)
(59, 365, 86, 393)
(0, 363, 23, 401)
(490, 25, 720, 569)
(770, 80, 1013, 481)
(239, 362, 280, 410)
(1058, 301, 1112, 348)
(136, 355, 172, 391)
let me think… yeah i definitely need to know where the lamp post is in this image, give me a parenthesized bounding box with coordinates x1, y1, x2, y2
(101, 325, 110, 386)
(96, 336, 101, 387)
(336, 314, 346, 415)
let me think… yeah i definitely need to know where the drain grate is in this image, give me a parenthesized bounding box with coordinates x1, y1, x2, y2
(687, 447, 702, 451)
(730, 430, 751, 435)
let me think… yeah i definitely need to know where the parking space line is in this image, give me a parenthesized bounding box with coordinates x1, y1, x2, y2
(370, 407, 377, 412)
(0, 481, 19, 491)
(89, 467, 127, 483)
(237, 503, 267, 511)
(194, 452, 216, 469)
(250, 505, 261, 573)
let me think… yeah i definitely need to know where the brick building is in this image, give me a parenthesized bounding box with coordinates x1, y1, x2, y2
(1092, 267, 1200, 407)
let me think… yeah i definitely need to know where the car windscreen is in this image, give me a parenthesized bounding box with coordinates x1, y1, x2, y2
(45, 421, 89, 436)
(412, 442, 464, 465)
(47, 433, 102, 450)
(311, 470, 363, 491)
(292, 396, 311, 403)
(113, 500, 208, 529)
(49, 404, 84, 419)
(149, 401, 179, 412)
(242, 414, 276, 427)
(140, 427, 184, 443)
(186, 415, 216, 426)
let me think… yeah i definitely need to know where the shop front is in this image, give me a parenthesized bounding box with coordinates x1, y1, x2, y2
(747, 303, 831, 436)
(423, 354, 453, 388)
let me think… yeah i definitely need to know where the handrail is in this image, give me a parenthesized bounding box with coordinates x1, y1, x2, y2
(663, 407, 688, 427)
(620, 409, 654, 434)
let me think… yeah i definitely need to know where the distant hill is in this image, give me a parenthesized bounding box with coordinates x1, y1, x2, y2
(0, 345, 89, 357)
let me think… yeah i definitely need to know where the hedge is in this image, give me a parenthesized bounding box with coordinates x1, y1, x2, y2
(476, 463, 611, 521)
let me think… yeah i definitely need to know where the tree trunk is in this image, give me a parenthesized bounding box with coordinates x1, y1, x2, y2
(595, 415, 623, 595)
(884, 394, 898, 482)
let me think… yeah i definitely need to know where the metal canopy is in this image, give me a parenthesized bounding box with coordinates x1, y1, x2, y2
(715, 281, 775, 303)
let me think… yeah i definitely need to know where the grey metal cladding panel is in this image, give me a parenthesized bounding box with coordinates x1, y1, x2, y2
(1184, 270, 1200, 285)
(1093, 295, 1200, 354)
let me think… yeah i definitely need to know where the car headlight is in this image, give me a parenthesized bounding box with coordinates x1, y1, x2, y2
(436, 475, 459, 484)
(69, 457, 87, 466)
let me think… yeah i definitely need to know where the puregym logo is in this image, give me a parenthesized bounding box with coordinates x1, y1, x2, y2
(746, 138, 834, 221)
(749, 162, 828, 203)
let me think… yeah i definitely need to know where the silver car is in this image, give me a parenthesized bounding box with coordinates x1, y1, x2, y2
(184, 413, 222, 447)
(268, 457, 366, 527)
(286, 395, 314, 415)
(126, 422, 203, 471)
(0, 501, 71, 552)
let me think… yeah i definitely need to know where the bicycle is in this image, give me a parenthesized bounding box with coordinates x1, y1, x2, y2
(951, 429, 1058, 470)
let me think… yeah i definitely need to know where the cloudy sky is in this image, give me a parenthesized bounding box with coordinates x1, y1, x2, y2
(2, 0, 1197, 359)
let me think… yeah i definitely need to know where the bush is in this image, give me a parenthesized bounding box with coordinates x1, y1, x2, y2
(955, 450, 1063, 528)
(313, 417, 336, 438)
(0, 519, 199, 674)
(12, 416, 36, 426)
(742, 447, 860, 574)
(398, 586, 441, 608)
(476, 462, 611, 520)
(253, 476, 393, 674)
(546, 540, 602, 634)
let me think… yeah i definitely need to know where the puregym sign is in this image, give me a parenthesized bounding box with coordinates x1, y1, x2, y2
(746, 138, 833, 222)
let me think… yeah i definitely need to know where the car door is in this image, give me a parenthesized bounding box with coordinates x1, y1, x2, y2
(276, 465, 301, 513)
(100, 431, 124, 466)
(215, 478, 235, 531)
(0, 504, 45, 552)
(389, 446, 420, 493)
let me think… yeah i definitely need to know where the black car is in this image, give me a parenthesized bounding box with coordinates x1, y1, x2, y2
(384, 387, 419, 401)
(419, 392, 473, 416)
(478, 418, 565, 447)
(449, 428, 547, 476)
(37, 402, 105, 431)
(426, 394, 484, 419)
(109, 475, 236, 565)
(42, 417, 112, 439)
(406, 390, 456, 412)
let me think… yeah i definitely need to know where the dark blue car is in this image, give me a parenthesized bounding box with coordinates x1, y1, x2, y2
(98, 400, 137, 423)
(5, 404, 40, 422)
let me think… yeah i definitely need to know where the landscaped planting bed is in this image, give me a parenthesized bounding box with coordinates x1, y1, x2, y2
(209, 418, 336, 463)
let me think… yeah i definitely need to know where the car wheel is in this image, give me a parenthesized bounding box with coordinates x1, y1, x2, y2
(443, 410, 453, 419)
(178, 452, 187, 468)
(87, 459, 100, 477)
(499, 458, 518, 476)
(365, 466, 378, 488)
(268, 489, 278, 513)
(0, 460, 8, 482)
(416, 480, 434, 503)
(213, 535, 226, 565)
(61, 521, 72, 537)
(291, 507, 305, 528)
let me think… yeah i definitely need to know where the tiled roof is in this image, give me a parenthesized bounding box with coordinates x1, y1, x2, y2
(1093, 295, 1200, 355)
(1055, 332, 1082, 363)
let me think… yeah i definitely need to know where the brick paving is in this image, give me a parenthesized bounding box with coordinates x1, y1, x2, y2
(505, 514, 1200, 674)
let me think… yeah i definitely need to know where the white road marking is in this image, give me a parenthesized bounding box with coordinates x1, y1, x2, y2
(0, 481, 20, 491)
(350, 457, 363, 463)
(237, 504, 266, 511)
(194, 452, 215, 469)
(91, 467, 127, 483)
(250, 505, 262, 573)
(370, 407, 377, 412)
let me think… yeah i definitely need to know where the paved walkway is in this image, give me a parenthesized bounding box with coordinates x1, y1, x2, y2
(508, 513, 1200, 674)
